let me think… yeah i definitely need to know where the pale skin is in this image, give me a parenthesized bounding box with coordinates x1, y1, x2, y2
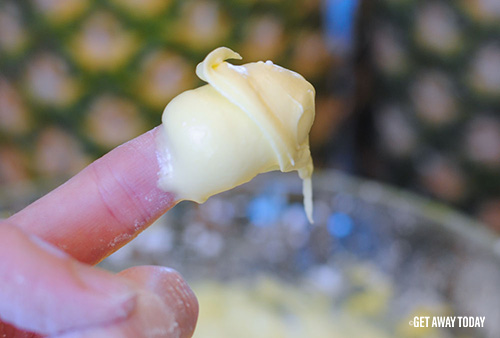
(0, 127, 199, 337)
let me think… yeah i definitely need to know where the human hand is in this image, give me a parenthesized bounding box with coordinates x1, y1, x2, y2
(0, 127, 198, 337)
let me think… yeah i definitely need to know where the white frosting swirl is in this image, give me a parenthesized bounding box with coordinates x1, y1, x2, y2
(157, 47, 315, 222)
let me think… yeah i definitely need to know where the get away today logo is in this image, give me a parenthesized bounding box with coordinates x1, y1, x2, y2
(410, 316, 486, 328)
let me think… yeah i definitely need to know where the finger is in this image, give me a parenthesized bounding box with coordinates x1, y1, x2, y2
(54, 266, 199, 338)
(0, 224, 138, 336)
(8, 127, 176, 265)
(117, 266, 199, 338)
(0, 321, 42, 338)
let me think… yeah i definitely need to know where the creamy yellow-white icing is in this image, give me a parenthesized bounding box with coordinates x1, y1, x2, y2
(157, 47, 315, 222)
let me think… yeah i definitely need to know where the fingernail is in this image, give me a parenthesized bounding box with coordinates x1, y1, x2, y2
(120, 266, 199, 337)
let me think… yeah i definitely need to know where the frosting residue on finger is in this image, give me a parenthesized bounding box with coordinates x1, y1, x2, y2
(157, 47, 315, 222)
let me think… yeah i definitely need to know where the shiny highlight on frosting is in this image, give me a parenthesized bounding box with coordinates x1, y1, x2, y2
(157, 47, 315, 222)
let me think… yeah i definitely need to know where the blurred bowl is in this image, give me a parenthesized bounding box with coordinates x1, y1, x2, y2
(100, 170, 500, 337)
(3, 170, 499, 337)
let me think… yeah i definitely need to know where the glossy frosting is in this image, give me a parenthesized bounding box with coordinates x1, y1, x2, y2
(157, 47, 315, 222)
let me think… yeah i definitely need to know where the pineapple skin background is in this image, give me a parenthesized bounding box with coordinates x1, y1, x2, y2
(1, 0, 499, 231)
(0, 0, 337, 191)
(359, 0, 500, 232)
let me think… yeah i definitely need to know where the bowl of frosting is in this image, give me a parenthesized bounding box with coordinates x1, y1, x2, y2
(100, 169, 500, 338)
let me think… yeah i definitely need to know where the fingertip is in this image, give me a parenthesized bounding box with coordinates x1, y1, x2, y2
(118, 266, 199, 338)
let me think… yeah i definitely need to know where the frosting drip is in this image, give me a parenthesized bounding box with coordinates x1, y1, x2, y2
(157, 47, 315, 222)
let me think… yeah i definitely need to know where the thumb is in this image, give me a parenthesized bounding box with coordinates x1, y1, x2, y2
(0, 224, 137, 336)
(55, 266, 199, 338)
(117, 266, 199, 338)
